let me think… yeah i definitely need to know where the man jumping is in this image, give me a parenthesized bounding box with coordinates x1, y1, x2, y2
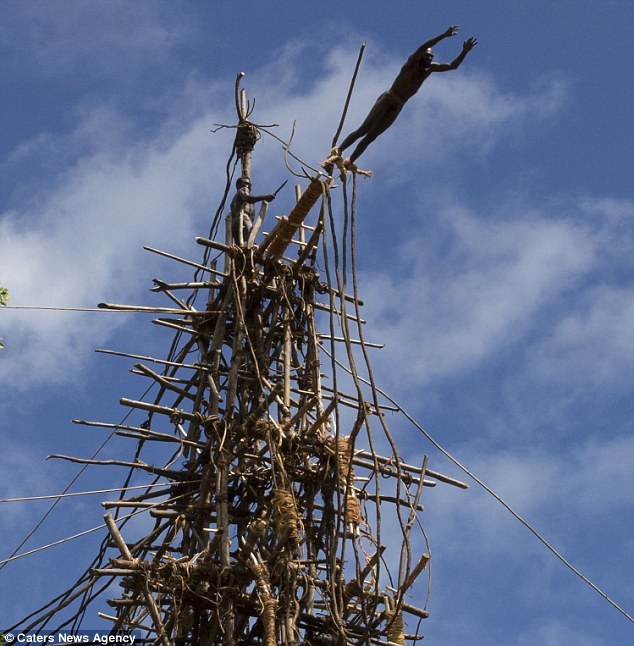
(326, 26, 477, 172)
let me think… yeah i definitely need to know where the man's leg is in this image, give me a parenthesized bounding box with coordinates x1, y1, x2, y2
(348, 105, 400, 162)
(339, 93, 391, 153)
(338, 127, 363, 153)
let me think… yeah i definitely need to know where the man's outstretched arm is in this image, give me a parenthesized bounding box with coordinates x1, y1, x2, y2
(430, 37, 477, 72)
(243, 191, 276, 204)
(410, 25, 459, 60)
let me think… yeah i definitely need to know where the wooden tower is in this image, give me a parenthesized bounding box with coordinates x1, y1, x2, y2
(9, 76, 467, 645)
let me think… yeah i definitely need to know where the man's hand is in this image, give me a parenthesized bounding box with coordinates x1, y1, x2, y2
(444, 25, 459, 38)
(463, 37, 478, 52)
(264, 194, 276, 202)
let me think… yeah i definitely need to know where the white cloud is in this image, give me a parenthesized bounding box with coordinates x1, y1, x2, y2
(0, 0, 191, 79)
(517, 619, 604, 646)
(2, 41, 568, 391)
(415, 431, 634, 645)
(530, 284, 634, 390)
(362, 203, 595, 388)
(406, 71, 567, 161)
(419, 432, 634, 593)
(0, 439, 59, 532)
(490, 198, 634, 431)
(0, 104, 228, 388)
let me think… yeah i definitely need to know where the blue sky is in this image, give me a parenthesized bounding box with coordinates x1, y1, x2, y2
(1, 1, 633, 644)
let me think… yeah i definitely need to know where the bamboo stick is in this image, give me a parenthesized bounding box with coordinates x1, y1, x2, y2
(282, 319, 292, 424)
(292, 220, 323, 271)
(357, 493, 426, 511)
(129, 369, 193, 384)
(351, 457, 435, 487)
(401, 601, 430, 619)
(98, 302, 215, 316)
(151, 279, 221, 292)
(320, 385, 399, 412)
(313, 301, 365, 324)
(316, 289, 364, 306)
(119, 397, 196, 421)
(317, 335, 384, 349)
(104, 514, 170, 646)
(102, 501, 172, 509)
(95, 349, 211, 372)
(196, 236, 233, 254)
(143, 245, 221, 274)
(266, 177, 323, 258)
(151, 318, 206, 337)
(255, 217, 285, 254)
(149, 509, 182, 518)
(92, 568, 140, 577)
(73, 419, 204, 449)
(247, 201, 269, 248)
(354, 449, 469, 489)
(398, 455, 429, 591)
(104, 513, 133, 559)
(134, 363, 197, 401)
(401, 552, 430, 592)
(273, 216, 317, 232)
(303, 399, 337, 436)
(48, 454, 189, 480)
(113, 429, 203, 449)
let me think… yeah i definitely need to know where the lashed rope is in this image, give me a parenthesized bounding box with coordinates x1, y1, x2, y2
(272, 488, 301, 547)
(386, 608, 405, 646)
